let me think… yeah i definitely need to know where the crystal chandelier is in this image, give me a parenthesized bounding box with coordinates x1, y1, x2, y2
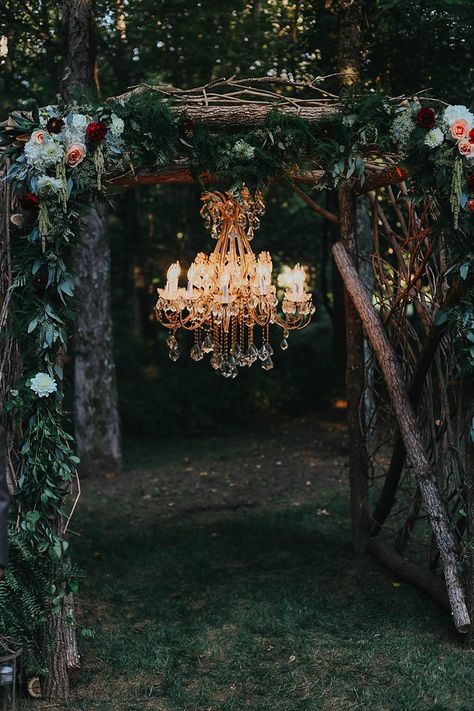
(154, 187, 315, 378)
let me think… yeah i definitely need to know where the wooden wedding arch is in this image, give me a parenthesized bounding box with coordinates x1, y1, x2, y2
(1, 77, 473, 700)
(107, 79, 470, 630)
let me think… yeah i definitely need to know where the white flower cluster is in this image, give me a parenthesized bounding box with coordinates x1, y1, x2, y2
(37, 176, 64, 195)
(390, 110, 416, 153)
(424, 127, 444, 149)
(110, 113, 125, 138)
(23, 110, 126, 176)
(24, 131, 64, 171)
(62, 113, 88, 147)
(30, 372, 57, 398)
(232, 140, 255, 161)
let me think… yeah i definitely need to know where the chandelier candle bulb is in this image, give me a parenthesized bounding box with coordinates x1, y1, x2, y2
(291, 264, 305, 297)
(155, 187, 315, 378)
(166, 261, 181, 297)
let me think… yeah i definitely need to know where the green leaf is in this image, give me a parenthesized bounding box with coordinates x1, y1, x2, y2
(27, 318, 38, 334)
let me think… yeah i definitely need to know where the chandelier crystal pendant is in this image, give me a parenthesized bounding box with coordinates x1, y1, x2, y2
(154, 187, 315, 378)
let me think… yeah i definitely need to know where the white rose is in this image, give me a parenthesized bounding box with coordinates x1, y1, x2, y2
(30, 372, 57, 398)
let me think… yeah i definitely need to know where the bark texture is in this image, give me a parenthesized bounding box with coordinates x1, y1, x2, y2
(337, 0, 362, 86)
(43, 586, 72, 702)
(465, 385, 474, 646)
(0, 424, 9, 568)
(60, 0, 97, 99)
(109, 161, 325, 186)
(61, 0, 122, 477)
(338, 181, 369, 554)
(74, 202, 121, 476)
(332, 240, 470, 632)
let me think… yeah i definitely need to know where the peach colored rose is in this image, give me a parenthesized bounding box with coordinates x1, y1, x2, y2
(450, 119, 469, 140)
(66, 143, 86, 168)
(458, 140, 474, 157)
(31, 129, 45, 144)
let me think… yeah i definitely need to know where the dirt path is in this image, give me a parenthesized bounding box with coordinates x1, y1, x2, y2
(83, 410, 350, 517)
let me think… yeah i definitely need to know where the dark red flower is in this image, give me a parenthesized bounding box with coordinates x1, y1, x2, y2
(86, 121, 108, 142)
(469, 128, 474, 145)
(21, 192, 39, 210)
(467, 173, 474, 191)
(416, 107, 436, 130)
(46, 117, 65, 134)
(468, 199, 474, 213)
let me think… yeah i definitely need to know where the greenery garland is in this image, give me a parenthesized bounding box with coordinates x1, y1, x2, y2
(0, 89, 474, 672)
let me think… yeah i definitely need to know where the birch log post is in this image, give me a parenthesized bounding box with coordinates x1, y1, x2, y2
(332, 240, 470, 632)
(338, 181, 369, 554)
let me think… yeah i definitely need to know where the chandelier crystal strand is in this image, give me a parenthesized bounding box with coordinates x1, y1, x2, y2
(155, 187, 315, 378)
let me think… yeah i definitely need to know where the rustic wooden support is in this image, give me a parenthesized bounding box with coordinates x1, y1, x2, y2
(338, 180, 369, 554)
(465, 385, 474, 647)
(332, 240, 470, 633)
(108, 161, 325, 187)
(368, 539, 450, 612)
(371, 282, 467, 535)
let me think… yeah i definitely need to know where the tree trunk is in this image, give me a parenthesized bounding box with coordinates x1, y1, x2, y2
(60, 0, 97, 98)
(337, 0, 362, 86)
(61, 0, 122, 477)
(74, 202, 121, 476)
(332, 240, 470, 632)
(338, 181, 369, 554)
(0, 424, 9, 570)
(465, 385, 474, 646)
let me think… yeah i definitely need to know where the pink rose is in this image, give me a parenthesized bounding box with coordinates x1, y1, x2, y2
(458, 140, 474, 157)
(66, 143, 86, 168)
(450, 119, 469, 140)
(31, 129, 45, 144)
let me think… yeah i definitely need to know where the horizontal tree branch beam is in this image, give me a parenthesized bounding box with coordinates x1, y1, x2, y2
(332, 240, 470, 633)
(108, 163, 408, 192)
(107, 162, 325, 187)
(368, 539, 450, 612)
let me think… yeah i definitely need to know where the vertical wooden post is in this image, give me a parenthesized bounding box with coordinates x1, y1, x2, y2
(465, 385, 474, 645)
(338, 180, 369, 553)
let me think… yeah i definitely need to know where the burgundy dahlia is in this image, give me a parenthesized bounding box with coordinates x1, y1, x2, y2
(416, 107, 436, 130)
(21, 192, 40, 210)
(46, 117, 65, 134)
(86, 121, 108, 141)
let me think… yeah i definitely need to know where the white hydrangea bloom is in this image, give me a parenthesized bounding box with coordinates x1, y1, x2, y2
(37, 176, 64, 195)
(110, 113, 124, 137)
(424, 127, 444, 149)
(24, 135, 64, 170)
(232, 140, 255, 160)
(62, 113, 88, 145)
(443, 105, 474, 129)
(30, 372, 57, 398)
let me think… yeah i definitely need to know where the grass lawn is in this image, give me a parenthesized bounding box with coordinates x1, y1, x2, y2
(30, 414, 474, 710)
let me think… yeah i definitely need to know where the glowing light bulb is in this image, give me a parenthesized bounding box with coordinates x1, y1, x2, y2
(291, 264, 305, 295)
(166, 261, 181, 296)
